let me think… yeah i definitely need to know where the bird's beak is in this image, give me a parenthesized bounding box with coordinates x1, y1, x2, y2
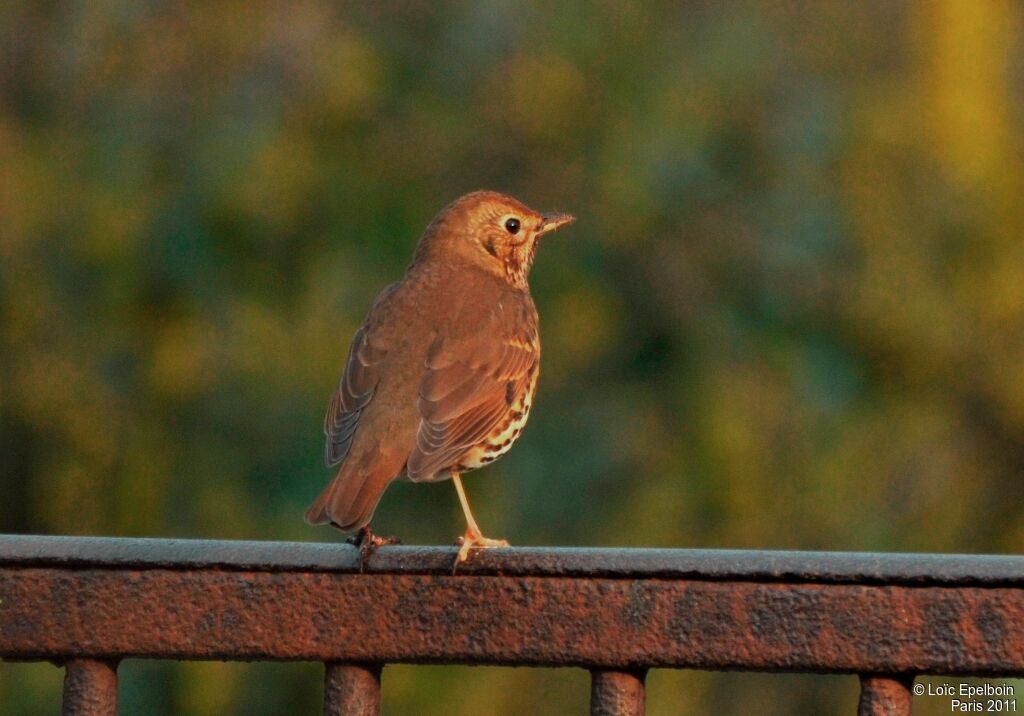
(538, 212, 575, 236)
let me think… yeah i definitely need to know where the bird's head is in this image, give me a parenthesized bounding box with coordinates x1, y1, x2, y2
(414, 191, 574, 287)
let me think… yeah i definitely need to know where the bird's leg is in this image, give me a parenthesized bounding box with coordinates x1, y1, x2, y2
(452, 473, 508, 562)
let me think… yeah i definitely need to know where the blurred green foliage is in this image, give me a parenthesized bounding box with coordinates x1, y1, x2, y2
(2, 1, 1023, 713)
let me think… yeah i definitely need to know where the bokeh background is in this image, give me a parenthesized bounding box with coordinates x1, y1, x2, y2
(2, 1, 1023, 714)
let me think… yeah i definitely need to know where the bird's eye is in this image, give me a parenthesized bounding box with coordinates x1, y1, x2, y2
(504, 218, 521, 235)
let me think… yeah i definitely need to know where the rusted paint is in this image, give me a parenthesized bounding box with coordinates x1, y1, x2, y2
(323, 663, 381, 716)
(2, 568, 1023, 674)
(858, 675, 914, 716)
(62, 659, 117, 716)
(590, 669, 646, 716)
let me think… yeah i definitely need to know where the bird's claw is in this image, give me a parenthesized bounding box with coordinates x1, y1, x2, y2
(347, 526, 401, 571)
(455, 531, 509, 564)
(347, 527, 402, 548)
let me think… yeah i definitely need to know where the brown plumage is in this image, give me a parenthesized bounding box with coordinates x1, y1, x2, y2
(305, 190, 574, 559)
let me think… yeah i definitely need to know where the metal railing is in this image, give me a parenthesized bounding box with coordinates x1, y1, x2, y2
(1, 534, 1022, 715)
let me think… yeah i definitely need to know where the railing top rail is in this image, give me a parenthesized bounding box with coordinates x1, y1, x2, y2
(4, 533, 1024, 675)
(2, 534, 1022, 586)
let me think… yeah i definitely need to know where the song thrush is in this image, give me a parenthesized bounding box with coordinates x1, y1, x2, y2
(305, 191, 574, 560)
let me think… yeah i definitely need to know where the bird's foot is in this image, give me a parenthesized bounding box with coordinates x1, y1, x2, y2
(347, 526, 402, 548)
(347, 526, 402, 570)
(455, 529, 509, 563)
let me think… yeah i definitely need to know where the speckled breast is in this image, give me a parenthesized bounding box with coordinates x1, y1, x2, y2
(455, 370, 538, 472)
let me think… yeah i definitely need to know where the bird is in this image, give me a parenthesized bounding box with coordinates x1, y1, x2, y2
(305, 190, 574, 561)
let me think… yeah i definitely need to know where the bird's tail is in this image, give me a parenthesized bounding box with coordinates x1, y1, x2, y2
(304, 449, 402, 530)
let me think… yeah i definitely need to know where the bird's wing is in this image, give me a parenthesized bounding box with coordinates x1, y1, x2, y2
(407, 301, 538, 481)
(322, 290, 395, 468)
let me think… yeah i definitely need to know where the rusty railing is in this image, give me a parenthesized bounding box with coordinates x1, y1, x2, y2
(1, 534, 1022, 714)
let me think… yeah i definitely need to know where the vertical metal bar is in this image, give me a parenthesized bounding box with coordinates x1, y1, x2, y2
(590, 669, 647, 716)
(62, 659, 118, 716)
(858, 675, 914, 716)
(323, 662, 382, 716)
